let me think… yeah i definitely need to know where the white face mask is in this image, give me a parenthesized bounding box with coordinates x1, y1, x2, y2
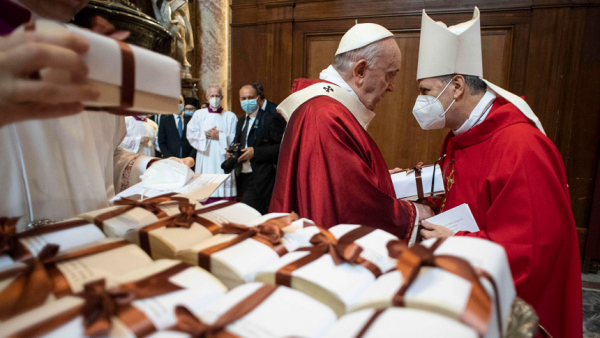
(140, 159, 194, 191)
(209, 97, 221, 108)
(412, 80, 456, 130)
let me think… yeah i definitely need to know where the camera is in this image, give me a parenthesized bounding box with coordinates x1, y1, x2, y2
(221, 142, 243, 174)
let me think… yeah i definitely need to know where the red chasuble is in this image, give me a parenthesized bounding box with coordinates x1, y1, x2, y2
(269, 78, 416, 240)
(438, 97, 582, 338)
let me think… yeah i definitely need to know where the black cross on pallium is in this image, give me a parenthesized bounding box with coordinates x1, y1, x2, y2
(323, 86, 334, 93)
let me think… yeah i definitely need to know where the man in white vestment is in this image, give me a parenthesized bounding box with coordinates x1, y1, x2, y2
(187, 84, 238, 203)
(120, 115, 159, 156)
(0, 0, 193, 231)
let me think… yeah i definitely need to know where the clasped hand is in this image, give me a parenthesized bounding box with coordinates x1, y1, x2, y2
(205, 127, 219, 140)
(0, 29, 100, 127)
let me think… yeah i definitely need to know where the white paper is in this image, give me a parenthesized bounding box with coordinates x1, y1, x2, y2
(113, 174, 229, 202)
(322, 308, 478, 338)
(197, 283, 337, 338)
(425, 203, 479, 233)
(54, 241, 154, 293)
(391, 165, 444, 199)
(18, 221, 105, 256)
(255, 225, 398, 316)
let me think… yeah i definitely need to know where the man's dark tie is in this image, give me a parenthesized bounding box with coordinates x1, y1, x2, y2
(240, 115, 251, 148)
(177, 116, 183, 157)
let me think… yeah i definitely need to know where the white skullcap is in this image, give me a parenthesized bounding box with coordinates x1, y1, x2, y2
(335, 23, 394, 56)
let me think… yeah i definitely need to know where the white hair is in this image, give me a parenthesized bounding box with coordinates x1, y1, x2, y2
(207, 84, 223, 96)
(332, 37, 392, 75)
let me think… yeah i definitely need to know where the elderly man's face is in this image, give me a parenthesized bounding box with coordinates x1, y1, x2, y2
(357, 38, 401, 111)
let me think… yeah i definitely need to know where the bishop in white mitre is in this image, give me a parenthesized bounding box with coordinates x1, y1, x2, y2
(186, 85, 238, 201)
(120, 115, 159, 156)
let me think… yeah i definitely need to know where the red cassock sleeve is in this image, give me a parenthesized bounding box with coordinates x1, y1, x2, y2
(270, 96, 416, 240)
(454, 125, 582, 338)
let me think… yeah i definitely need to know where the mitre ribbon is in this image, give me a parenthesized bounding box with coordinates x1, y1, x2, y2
(0, 240, 130, 320)
(93, 193, 184, 229)
(170, 284, 279, 338)
(197, 213, 300, 272)
(7, 262, 190, 338)
(137, 200, 238, 255)
(275, 226, 383, 287)
(386, 238, 503, 337)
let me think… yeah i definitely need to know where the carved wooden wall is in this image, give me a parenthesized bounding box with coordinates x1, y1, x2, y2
(230, 0, 600, 259)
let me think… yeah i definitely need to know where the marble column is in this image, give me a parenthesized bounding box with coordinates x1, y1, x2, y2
(197, 0, 230, 110)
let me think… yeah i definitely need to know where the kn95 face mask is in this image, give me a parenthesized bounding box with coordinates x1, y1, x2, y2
(412, 80, 455, 130)
(140, 159, 194, 191)
(209, 97, 221, 108)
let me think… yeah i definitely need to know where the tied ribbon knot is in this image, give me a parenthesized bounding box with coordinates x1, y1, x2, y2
(197, 213, 299, 271)
(0, 244, 59, 320)
(306, 228, 364, 266)
(8, 263, 190, 338)
(80, 279, 135, 338)
(136, 201, 238, 256)
(387, 239, 502, 337)
(166, 200, 200, 228)
(404, 161, 425, 176)
(94, 193, 180, 229)
(171, 284, 278, 338)
(275, 226, 383, 287)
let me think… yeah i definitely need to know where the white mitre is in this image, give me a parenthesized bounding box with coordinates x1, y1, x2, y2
(417, 7, 545, 134)
(335, 23, 394, 55)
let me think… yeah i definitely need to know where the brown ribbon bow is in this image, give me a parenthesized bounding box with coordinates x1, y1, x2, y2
(275, 226, 383, 287)
(80, 279, 136, 337)
(0, 240, 130, 321)
(387, 239, 502, 337)
(137, 200, 237, 255)
(0, 244, 59, 320)
(172, 284, 278, 338)
(94, 193, 180, 229)
(197, 213, 299, 271)
(79, 262, 188, 338)
(8, 263, 190, 338)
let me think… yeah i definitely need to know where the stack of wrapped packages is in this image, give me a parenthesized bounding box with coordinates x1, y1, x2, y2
(0, 194, 538, 337)
(0, 19, 538, 338)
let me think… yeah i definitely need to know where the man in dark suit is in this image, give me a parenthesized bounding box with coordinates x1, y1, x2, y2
(233, 83, 286, 214)
(253, 82, 279, 116)
(159, 96, 197, 166)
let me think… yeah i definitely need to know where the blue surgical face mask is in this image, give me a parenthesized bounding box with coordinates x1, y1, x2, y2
(241, 99, 258, 114)
(184, 110, 194, 116)
(178, 104, 184, 115)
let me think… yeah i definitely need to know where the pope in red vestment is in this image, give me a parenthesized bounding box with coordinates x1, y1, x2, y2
(269, 78, 417, 240)
(436, 97, 582, 338)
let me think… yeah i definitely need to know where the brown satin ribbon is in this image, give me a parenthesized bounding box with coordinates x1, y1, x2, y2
(8, 262, 191, 338)
(197, 213, 298, 271)
(1, 216, 34, 262)
(387, 238, 502, 337)
(171, 284, 278, 337)
(26, 17, 141, 117)
(1, 217, 93, 265)
(354, 308, 385, 338)
(93, 193, 181, 229)
(0, 240, 130, 320)
(275, 226, 383, 287)
(137, 201, 237, 255)
(84, 21, 137, 116)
